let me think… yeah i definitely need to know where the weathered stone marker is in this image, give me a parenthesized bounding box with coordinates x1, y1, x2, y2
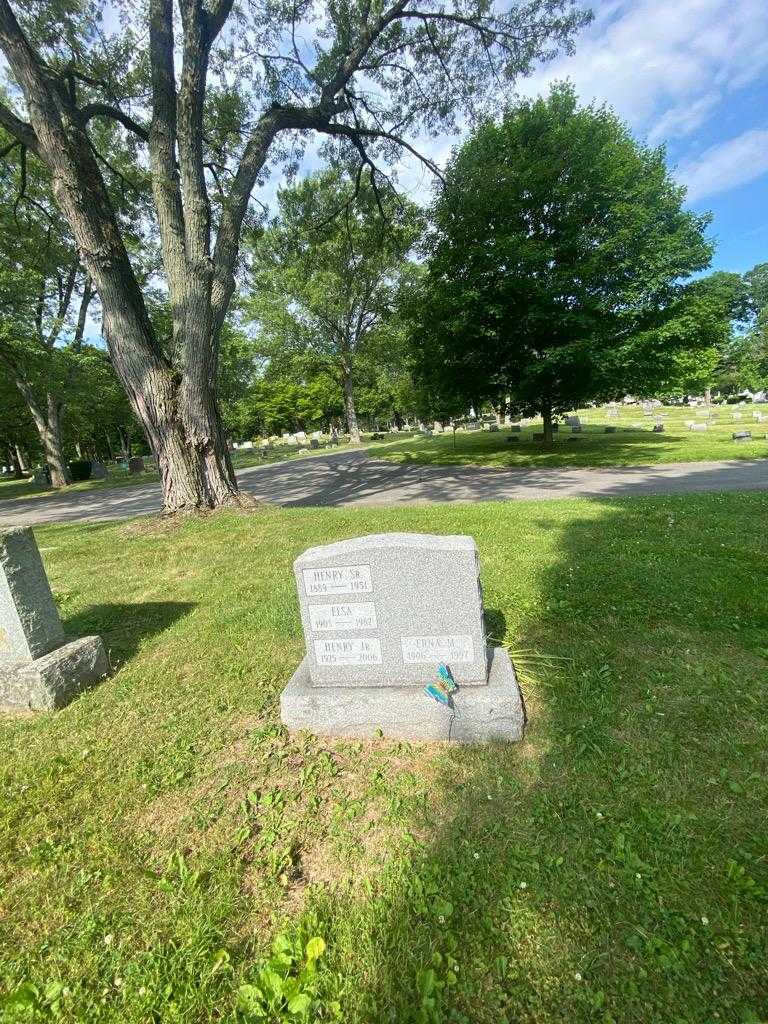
(0, 528, 109, 710)
(281, 533, 524, 742)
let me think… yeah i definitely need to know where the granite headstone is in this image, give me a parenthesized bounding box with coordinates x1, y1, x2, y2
(281, 533, 524, 742)
(0, 528, 109, 710)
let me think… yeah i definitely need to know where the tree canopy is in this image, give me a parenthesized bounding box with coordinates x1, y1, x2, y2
(247, 168, 422, 441)
(410, 85, 714, 438)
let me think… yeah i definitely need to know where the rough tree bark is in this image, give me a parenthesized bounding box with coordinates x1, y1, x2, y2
(7, 371, 70, 486)
(541, 401, 554, 445)
(341, 362, 362, 444)
(14, 444, 28, 474)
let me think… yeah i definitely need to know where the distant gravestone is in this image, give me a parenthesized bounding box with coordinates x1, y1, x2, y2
(0, 528, 109, 710)
(565, 416, 581, 426)
(509, 425, 521, 433)
(732, 431, 752, 441)
(281, 534, 524, 742)
(487, 422, 499, 432)
(653, 424, 665, 432)
(240, 440, 254, 450)
(310, 438, 320, 449)
(90, 461, 107, 480)
(128, 456, 145, 475)
(433, 422, 444, 433)
(690, 423, 708, 432)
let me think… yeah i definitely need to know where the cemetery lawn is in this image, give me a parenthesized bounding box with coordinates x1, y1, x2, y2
(1, 493, 767, 1023)
(375, 407, 768, 468)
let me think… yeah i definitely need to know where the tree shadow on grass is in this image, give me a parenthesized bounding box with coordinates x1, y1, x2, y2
(316, 496, 768, 1023)
(62, 601, 195, 664)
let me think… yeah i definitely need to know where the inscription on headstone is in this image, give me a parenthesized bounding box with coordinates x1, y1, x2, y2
(281, 533, 524, 741)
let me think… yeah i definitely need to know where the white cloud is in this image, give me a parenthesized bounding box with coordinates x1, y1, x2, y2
(391, 0, 768, 205)
(676, 128, 768, 201)
(515, 0, 768, 145)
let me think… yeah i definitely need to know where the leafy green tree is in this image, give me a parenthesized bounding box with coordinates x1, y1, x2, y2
(411, 85, 713, 441)
(626, 271, 752, 400)
(0, 372, 39, 474)
(0, 0, 588, 511)
(248, 170, 422, 442)
(0, 148, 93, 486)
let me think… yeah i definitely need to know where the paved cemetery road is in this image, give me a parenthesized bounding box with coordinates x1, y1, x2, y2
(2, 449, 767, 525)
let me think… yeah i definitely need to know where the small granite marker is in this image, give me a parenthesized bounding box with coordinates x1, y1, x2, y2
(281, 533, 524, 742)
(1, 528, 109, 710)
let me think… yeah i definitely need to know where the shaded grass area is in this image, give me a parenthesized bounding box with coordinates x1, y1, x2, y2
(1, 495, 767, 1022)
(377, 406, 768, 468)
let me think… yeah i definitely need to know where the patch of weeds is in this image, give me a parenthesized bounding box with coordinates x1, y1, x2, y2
(237, 929, 340, 1022)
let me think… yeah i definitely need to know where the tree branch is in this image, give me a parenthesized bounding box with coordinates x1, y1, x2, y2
(79, 102, 149, 142)
(0, 97, 38, 153)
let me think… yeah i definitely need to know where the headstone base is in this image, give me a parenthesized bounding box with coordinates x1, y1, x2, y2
(281, 646, 524, 743)
(0, 636, 109, 711)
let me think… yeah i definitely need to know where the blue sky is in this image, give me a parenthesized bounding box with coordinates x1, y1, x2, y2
(508, 0, 768, 274)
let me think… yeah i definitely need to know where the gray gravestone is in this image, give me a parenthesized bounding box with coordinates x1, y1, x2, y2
(90, 461, 107, 480)
(128, 456, 145, 474)
(653, 424, 665, 432)
(732, 431, 752, 441)
(281, 533, 524, 742)
(690, 423, 708, 431)
(0, 528, 109, 710)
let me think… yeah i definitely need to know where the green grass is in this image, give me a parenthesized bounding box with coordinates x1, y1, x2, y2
(1, 495, 767, 1023)
(376, 405, 768, 468)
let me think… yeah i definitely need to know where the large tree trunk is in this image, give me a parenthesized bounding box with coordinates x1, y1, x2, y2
(341, 362, 362, 444)
(11, 375, 71, 488)
(0, 0, 237, 513)
(108, 320, 239, 510)
(541, 401, 554, 445)
(14, 445, 29, 475)
(42, 395, 70, 488)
